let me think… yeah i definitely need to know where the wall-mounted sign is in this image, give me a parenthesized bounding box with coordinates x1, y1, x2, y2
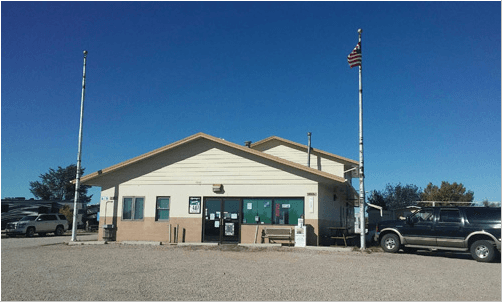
(189, 197, 201, 214)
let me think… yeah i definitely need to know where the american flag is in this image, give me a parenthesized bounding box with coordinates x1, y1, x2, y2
(347, 42, 362, 68)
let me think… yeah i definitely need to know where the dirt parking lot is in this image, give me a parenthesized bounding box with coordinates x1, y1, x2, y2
(1, 234, 501, 301)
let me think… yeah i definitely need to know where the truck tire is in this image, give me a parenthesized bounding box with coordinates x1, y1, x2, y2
(26, 227, 35, 237)
(55, 226, 64, 236)
(470, 240, 496, 262)
(381, 233, 400, 253)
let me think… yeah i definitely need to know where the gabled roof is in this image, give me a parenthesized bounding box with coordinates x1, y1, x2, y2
(78, 132, 349, 185)
(250, 136, 359, 167)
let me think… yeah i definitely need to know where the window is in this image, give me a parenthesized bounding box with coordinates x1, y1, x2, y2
(39, 215, 57, 221)
(242, 198, 304, 225)
(439, 209, 461, 223)
(411, 209, 434, 223)
(156, 197, 170, 221)
(465, 208, 501, 223)
(123, 197, 144, 220)
(243, 199, 273, 224)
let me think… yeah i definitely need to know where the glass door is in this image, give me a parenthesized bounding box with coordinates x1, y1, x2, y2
(222, 199, 240, 243)
(203, 198, 240, 244)
(203, 199, 221, 242)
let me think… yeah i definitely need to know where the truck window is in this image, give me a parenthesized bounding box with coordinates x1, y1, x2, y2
(439, 209, 461, 223)
(465, 208, 501, 223)
(411, 209, 434, 223)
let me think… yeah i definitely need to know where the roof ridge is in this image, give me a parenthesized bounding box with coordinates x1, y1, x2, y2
(78, 132, 348, 184)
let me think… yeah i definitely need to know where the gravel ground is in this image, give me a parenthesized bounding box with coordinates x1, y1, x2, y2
(1, 234, 501, 301)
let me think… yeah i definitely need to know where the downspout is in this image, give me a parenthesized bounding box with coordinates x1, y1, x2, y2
(307, 132, 312, 167)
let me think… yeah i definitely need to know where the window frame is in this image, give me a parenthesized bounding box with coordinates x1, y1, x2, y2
(122, 196, 145, 221)
(155, 196, 170, 221)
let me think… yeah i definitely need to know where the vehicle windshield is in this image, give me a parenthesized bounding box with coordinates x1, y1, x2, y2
(410, 209, 434, 223)
(19, 216, 37, 221)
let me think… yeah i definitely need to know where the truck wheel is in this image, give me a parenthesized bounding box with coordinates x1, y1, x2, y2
(26, 227, 35, 237)
(55, 226, 64, 236)
(381, 233, 400, 253)
(470, 240, 496, 262)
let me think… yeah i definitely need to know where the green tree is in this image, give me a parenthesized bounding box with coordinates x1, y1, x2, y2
(59, 204, 74, 227)
(367, 190, 387, 210)
(368, 183, 422, 211)
(29, 164, 92, 202)
(482, 199, 500, 207)
(420, 181, 474, 206)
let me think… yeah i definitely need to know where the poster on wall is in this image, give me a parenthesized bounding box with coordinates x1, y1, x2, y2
(189, 197, 201, 214)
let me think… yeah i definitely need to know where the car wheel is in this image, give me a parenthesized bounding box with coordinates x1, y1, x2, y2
(470, 240, 496, 262)
(26, 227, 35, 237)
(381, 233, 400, 253)
(55, 226, 64, 236)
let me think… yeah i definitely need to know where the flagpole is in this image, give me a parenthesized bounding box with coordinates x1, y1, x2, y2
(357, 29, 366, 250)
(71, 50, 88, 242)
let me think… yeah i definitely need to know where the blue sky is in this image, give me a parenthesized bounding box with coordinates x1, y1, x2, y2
(2, 2, 501, 205)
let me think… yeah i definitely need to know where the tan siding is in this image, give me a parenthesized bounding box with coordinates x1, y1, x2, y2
(260, 145, 345, 177)
(123, 147, 312, 186)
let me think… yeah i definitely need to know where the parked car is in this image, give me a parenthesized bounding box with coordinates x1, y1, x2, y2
(5, 214, 69, 237)
(376, 207, 501, 262)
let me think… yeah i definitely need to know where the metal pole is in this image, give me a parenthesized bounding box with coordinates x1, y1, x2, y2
(71, 50, 88, 242)
(357, 29, 366, 250)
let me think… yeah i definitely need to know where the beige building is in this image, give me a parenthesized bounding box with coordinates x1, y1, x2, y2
(80, 133, 359, 245)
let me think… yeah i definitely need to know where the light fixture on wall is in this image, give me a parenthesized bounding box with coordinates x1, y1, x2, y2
(213, 184, 223, 193)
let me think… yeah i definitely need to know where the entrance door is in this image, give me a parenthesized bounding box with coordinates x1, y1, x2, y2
(203, 198, 240, 244)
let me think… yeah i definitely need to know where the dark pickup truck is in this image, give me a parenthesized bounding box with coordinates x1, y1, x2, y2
(376, 207, 501, 262)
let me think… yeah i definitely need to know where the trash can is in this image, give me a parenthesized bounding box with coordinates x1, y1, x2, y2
(103, 224, 115, 241)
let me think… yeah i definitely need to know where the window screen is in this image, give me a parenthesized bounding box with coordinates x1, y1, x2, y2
(134, 198, 144, 220)
(123, 198, 132, 219)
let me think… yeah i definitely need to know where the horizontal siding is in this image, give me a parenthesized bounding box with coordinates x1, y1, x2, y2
(261, 145, 344, 177)
(123, 147, 313, 185)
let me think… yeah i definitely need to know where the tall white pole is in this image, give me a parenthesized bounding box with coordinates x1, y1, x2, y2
(71, 50, 88, 242)
(358, 29, 366, 250)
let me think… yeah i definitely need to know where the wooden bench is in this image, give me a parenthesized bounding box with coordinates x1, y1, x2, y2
(262, 227, 294, 245)
(329, 227, 355, 247)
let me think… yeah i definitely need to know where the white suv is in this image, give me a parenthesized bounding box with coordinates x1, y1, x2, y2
(6, 214, 69, 237)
